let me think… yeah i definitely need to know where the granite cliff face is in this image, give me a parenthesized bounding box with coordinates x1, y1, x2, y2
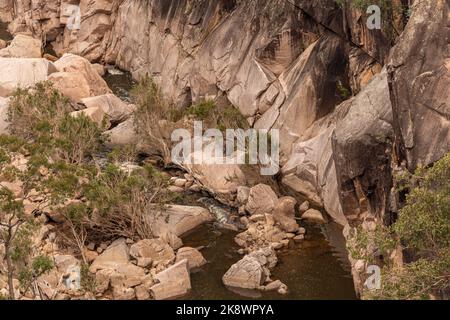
(1, 0, 448, 231)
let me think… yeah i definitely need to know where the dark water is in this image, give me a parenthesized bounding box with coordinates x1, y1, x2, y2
(183, 223, 357, 300)
(103, 69, 136, 102)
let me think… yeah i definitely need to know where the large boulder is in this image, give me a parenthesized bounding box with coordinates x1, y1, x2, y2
(273, 196, 299, 233)
(48, 54, 111, 102)
(90, 238, 130, 273)
(81, 94, 135, 124)
(0, 34, 42, 58)
(149, 205, 213, 238)
(388, 0, 450, 171)
(0, 58, 57, 97)
(175, 247, 206, 272)
(130, 239, 175, 268)
(222, 247, 277, 290)
(104, 117, 137, 147)
(245, 184, 278, 216)
(282, 70, 393, 225)
(150, 259, 191, 300)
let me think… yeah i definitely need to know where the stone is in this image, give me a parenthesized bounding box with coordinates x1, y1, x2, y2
(81, 94, 135, 124)
(0, 58, 57, 97)
(168, 186, 184, 193)
(223, 255, 264, 290)
(110, 264, 146, 289)
(262, 280, 286, 292)
(103, 118, 137, 150)
(159, 231, 183, 250)
(113, 286, 135, 300)
(135, 284, 150, 300)
(137, 258, 153, 268)
(273, 196, 300, 233)
(301, 209, 326, 224)
(129, 239, 175, 267)
(173, 178, 187, 188)
(43, 53, 58, 62)
(0, 39, 6, 49)
(388, 0, 450, 172)
(236, 186, 250, 205)
(71, 106, 108, 128)
(222, 248, 277, 290)
(0, 34, 41, 58)
(299, 201, 310, 213)
(92, 63, 106, 76)
(95, 269, 114, 294)
(150, 205, 213, 238)
(176, 247, 206, 272)
(49, 53, 111, 102)
(150, 259, 191, 300)
(245, 184, 278, 216)
(90, 238, 130, 273)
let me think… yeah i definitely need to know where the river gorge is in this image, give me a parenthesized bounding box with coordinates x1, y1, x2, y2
(0, 0, 448, 301)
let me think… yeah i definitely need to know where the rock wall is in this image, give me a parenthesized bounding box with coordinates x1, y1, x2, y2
(4, 0, 446, 232)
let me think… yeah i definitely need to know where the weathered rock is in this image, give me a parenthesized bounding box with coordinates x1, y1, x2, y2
(273, 196, 300, 233)
(150, 205, 213, 238)
(223, 255, 264, 290)
(129, 239, 175, 267)
(0, 58, 57, 97)
(236, 186, 250, 205)
(301, 209, 326, 224)
(299, 201, 310, 213)
(0, 34, 41, 58)
(175, 247, 206, 272)
(90, 238, 130, 273)
(388, 0, 450, 171)
(0, 39, 6, 49)
(159, 231, 183, 250)
(222, 248, 277, 290)
(92, 63, 106, 76)
(150, 259, 191, 300)
(71, 106, 108, 128)
(81, 94, 135, 124)
(245, 184, 278, 216)
(49, 54, 111, 101)
(104, 117, 137, 147)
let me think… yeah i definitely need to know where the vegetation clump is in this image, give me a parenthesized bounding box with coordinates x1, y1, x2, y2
(349, 153, 450, 300)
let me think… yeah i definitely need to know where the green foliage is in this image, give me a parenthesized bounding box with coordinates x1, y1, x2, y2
(80, 263, 96, 293)
(358, 153, 450, 299)
(187, 100, 216, 120)
(7, 82, 103, 164)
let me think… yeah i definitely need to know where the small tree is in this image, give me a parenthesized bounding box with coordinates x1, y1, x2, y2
(0, 187, 25, 299)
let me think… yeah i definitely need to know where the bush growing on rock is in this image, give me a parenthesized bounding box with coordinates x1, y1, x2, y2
(1, 83, 173, 270)
(350, 153, 450, 300)
(7, 82, 104, 164)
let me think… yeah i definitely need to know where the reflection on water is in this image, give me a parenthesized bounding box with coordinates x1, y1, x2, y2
(183, 223, 357, 300)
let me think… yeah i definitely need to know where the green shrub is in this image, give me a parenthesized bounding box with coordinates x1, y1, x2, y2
(361, 153, 450, 299)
